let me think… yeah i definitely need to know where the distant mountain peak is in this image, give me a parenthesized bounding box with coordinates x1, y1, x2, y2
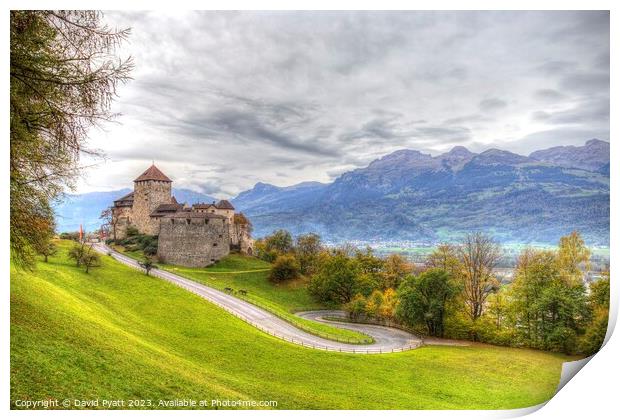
(447, 145, 473, 155)
(530, 139, 609, 171)
(473, 148, 531, 165)
(376, 149, 432, 161)
(252, 182, 279, 191)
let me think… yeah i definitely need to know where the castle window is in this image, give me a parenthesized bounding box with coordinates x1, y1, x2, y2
(213, 243, 218, 247)
(218, 234, 223, 238)
(171, 219, 175, 225)
(186, 218, 191, 225)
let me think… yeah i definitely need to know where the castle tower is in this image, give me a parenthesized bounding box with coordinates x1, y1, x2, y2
(132, 164, 172, 235)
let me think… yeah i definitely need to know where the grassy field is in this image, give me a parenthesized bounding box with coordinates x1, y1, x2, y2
(113, 245, 372, 344)
(10, 241, 574, 409)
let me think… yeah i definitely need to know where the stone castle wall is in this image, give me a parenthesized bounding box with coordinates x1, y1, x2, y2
(132, 180, 171, 235)
(157, 216, 230, 267)
(111, 206, 132, 240)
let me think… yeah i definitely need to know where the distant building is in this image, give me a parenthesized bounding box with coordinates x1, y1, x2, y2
(110, 164, 253, 267)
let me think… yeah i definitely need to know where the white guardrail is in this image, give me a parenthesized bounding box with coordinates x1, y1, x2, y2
(95, 243, 422, 354)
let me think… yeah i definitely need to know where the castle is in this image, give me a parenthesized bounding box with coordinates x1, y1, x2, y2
(111, 164, 253, 267)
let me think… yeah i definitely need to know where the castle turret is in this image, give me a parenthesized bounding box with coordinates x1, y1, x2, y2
(131, 164, 173, 235)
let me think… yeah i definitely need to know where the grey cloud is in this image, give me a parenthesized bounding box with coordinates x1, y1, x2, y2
(479, 98, 508, 112)
(534, 89, 566, 102)
(536, 60, 576, 75)
(79, 11, 610, 195)
(444, 114, 492, 125)
(531, 111, 550, 122)
(541, 98, 609, 125)
(561, 72, 609, 95)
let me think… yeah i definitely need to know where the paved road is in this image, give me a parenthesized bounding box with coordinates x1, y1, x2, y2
(93, 243, 423, 353)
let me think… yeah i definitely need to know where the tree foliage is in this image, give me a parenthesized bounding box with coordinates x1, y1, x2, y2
(579, 273, 610, 355)
(456, 232, 502, 322)
(67, 242, 100, 273)
(396, 269, 459, 337)
(309, 253, 360, 304)
(269, 255, 300, 283)
(295, 233, 323, 275)
(426, 243, 460, 276)
(382, 254, 413, 289)
(139, 256, 158, 276)
(10, 11, 132, 268)
(558, 230, 591, 286)
(509, 234, 593, 354)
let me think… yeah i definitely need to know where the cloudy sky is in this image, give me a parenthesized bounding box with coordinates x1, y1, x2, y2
(78, 10, 610, 197)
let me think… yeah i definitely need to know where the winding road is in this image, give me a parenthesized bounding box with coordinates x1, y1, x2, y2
(93, 243, 423, 353)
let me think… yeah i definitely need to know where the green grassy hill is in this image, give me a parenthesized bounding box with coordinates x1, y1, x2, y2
(116, 245, 372, 344)
(11, 241, 573, 409)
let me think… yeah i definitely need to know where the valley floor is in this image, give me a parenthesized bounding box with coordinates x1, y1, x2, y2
(10, 241, 574, 409)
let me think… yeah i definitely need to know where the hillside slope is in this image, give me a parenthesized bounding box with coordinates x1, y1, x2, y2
(10, 242, 571, 409)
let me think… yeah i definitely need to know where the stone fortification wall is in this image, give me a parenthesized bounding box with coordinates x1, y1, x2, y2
(112, 206, 132, 240)
(157, 214, 230, 267)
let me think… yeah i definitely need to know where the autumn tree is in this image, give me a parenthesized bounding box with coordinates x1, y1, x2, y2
(456, 233, 502, 323)
(295, 233, 323, 276)
(382, 254, 413, 289)
(580, 272, 610, 355)
(426, 243, 460, 276)
(365, 290, 385, 318)
(10, 11, 132, 268)
(558, 231, 591, 285)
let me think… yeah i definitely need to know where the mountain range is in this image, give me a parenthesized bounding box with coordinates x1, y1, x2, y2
(54, 139, 610, 245)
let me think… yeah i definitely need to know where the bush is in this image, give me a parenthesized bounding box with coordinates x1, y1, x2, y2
(59, 232, 80, 241)
(143, 243, 158, 256)
(579, 309, 609, 355)
(117, 230, 158, 256)
(126, 226, 139, 237)
(269, 255, 300, 283)
(345, 294, 368, 320)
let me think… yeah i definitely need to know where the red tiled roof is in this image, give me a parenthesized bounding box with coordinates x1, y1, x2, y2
(193, 202, 217, 209)
(114, 192, 134, 207)
(164, 211, 226, 220)
(134, 164, 172, 182)
(215, 199, 235, 210)
(115, 191, 134, 202)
